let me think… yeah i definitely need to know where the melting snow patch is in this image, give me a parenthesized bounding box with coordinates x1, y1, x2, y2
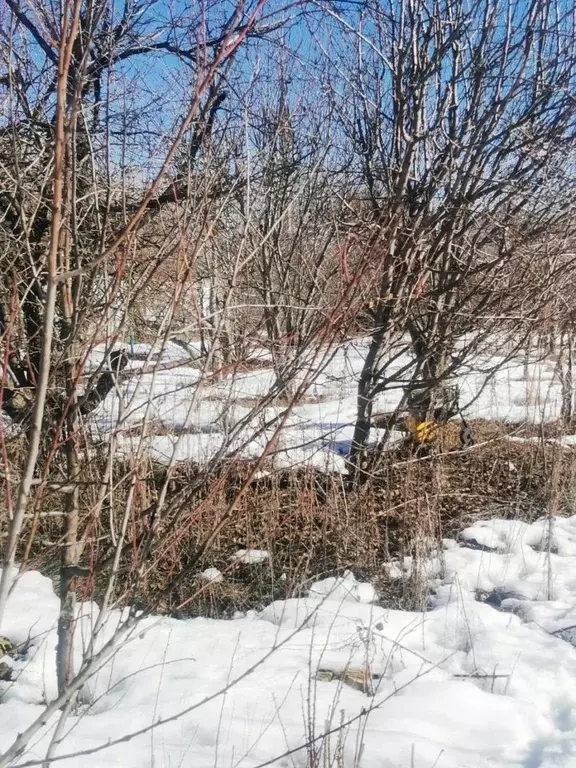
(230, 548, 269, 564)
(199, 567, 223, 584)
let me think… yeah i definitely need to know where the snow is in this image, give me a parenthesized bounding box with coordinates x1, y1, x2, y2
(82, 336, 568, 473)
(199, 567, 223, 583)
(3, 517, 576, 766)
(230, 548, 270, 565)
(307, 570, 378, 604)
(3, 337, 574, 762)
(8, 337, 570, 762)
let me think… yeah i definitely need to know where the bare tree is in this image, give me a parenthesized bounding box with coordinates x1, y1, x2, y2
(314, 0, 576, 478)
(0, 0, 279, 698)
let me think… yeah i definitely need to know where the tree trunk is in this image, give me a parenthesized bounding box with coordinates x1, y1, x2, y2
(560, 330, 574, 425)
(349, 316, 391, 485)
(56, 369, 81, 696)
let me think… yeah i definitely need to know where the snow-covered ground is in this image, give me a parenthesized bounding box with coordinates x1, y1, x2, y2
(2, 514, 576, 766)
(8, 337, 564, 764)
(88, 338, 565, 472)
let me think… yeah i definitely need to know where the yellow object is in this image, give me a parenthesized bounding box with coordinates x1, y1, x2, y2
(405, 416, 438, 444)
(0, 637, 14, 657)
(11, 391, 31, 410)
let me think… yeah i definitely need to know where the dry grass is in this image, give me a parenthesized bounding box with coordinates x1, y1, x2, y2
(3, 418, 576, 616)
